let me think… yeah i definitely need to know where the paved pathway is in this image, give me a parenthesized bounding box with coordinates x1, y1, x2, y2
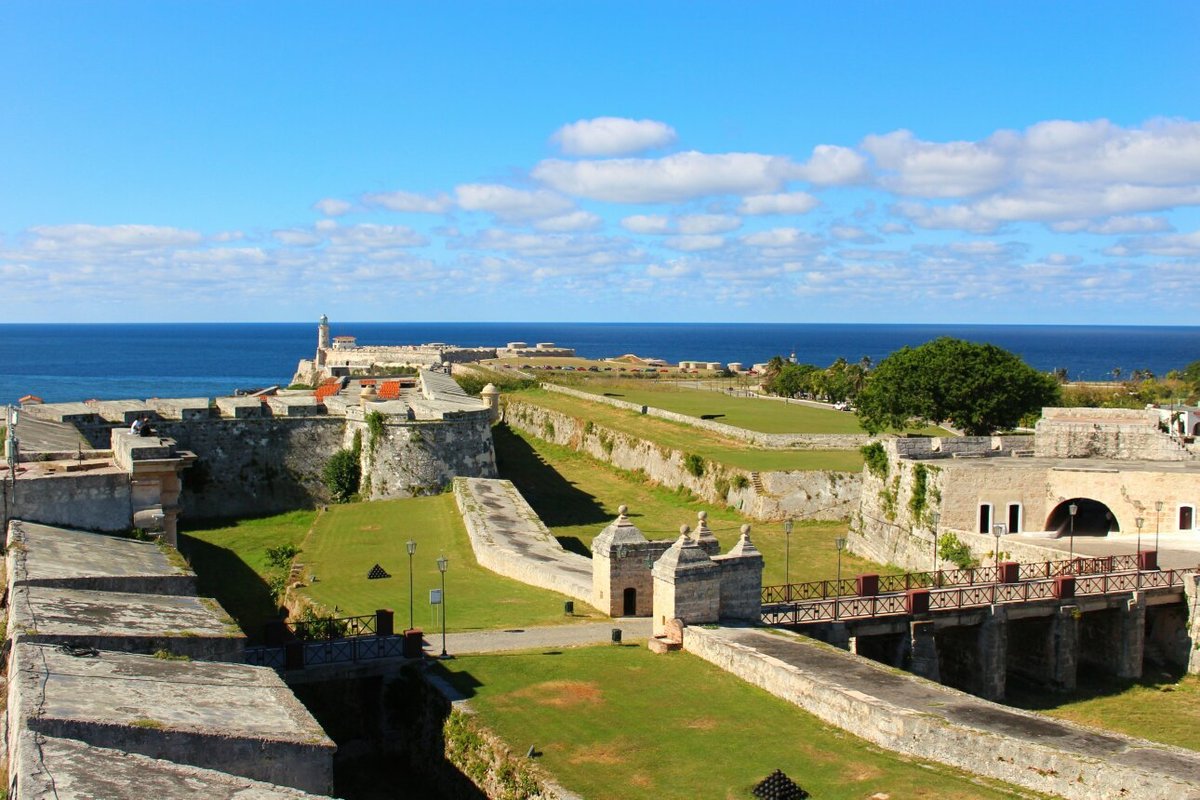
(1007, 530, 1200, 571)
(423, 618, 653, 656)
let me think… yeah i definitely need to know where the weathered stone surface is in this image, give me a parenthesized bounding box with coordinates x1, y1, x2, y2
(6, 520, 196, 595)
(7, 643, 336, 795)
(12, 732, 334, 799)
(454, 477, 597, 610)
(8, 584, 244, 662)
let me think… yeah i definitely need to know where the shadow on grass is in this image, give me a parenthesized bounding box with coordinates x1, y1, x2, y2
(1005, 664, 1186, 711)
(493, 423, 608, 529)
(178, 533, 279, 644)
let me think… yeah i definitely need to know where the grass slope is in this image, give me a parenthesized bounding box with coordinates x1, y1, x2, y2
(495, 423, 893, 584)
(512, 387, 864, 472)
(439, 645, 1037, 800)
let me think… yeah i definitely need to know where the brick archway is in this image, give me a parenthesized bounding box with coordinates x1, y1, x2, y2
(1046, 498, 1119, 537)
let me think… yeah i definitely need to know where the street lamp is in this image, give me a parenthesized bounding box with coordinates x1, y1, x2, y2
(1135, 516, 1145, 560)
(406, 539, 417, 631)
(991, 523, 1006, 569)
(784, 518, 794, 589)
(930, 511, 941, 573)
(834, 537, 847, 619)
(1155, 500, 1164, 552)
(1068, 503, 1078, 570)
(436, 554, 449, 659)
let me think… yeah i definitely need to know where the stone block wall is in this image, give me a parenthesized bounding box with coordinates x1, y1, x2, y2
(1035, 407, 1191, 461)
(504, 398, 860, 521)
(1, 470, 132, 533)
(542, 383, 872, 450)
(352, 411, 497, 501)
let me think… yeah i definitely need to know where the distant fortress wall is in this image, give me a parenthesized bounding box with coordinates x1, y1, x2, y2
(16, 371, 497, 522)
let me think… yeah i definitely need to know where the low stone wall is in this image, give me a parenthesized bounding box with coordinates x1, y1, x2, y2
(453, 477, 597, 611)
(542, 383, 871, 449)
(683, 626, 1200, 800)
(2, 469, 132, 533)
(504, 399, 859, 522)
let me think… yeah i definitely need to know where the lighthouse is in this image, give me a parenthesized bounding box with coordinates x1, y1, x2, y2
(318, 314, 331, 350)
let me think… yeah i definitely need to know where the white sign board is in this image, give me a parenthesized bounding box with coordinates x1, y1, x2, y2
(429, 589, 443, 605)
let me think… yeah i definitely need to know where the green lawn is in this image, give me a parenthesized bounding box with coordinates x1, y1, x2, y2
(295, 495, 601, 632)
(495, 424, 892, 584)
(1007, 670, 1200, 752)
(560, 380, 950, 436)
(179, 510, 315, 640)
(438, 645, 1035, 800)
(511, 387, 864, 472)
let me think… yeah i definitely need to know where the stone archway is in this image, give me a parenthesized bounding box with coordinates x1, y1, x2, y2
(1046, 498, 1120, 537)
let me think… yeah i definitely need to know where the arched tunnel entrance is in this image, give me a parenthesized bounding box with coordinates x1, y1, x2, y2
(1046, 499, 1119, 537)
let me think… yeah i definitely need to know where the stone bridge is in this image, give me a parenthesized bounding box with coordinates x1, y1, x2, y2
(761, 560, 1191, 701)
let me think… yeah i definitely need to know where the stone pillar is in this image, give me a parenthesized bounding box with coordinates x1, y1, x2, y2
(1115, 591, 1147, 680)
(712, 524, 763, 622)
(909, 620, 940, 682)
(1184, 573, 1200, 675)
(652, 533, 720, 637)
(976, 605, 1008, 701)
(1052, 604, 1080, 691)
(693, 510, 720, 556)
(590, 506, 650, 617)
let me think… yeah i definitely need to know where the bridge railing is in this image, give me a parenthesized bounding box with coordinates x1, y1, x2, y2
(763, 554, 1146, 603)
(761, 569, 1185, 625)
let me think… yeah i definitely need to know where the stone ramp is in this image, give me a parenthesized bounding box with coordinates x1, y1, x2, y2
(454, 477, 597, 610)
(685, 625, 1200, 800)
(11, 411, 88, 452)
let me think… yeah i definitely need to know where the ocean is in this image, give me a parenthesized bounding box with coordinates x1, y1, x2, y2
(1, 322, 1198, 405)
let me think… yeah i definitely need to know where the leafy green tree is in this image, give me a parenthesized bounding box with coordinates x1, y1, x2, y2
(855, 338, 1061, 435)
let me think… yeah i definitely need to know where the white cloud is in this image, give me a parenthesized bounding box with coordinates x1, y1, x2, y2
(273, 228, 323, 246)
(621, 214, 672, 234)
(533, 151, 795, 203)
(27, 224, 202, 251)
(551, 117, 677, 156)
(794, 144, 869, 185)
(677, 214, 741, 235)
(830, 225, 880, 243)
(361, 190, 453, 213)
(739, 192, 820, 215)
(664, 235, 726, 252)
(327, 223, 427, 249)
(455, 183, 574, 220)
(1049, 215, 1173, 234)
(313, 198, 352, 217)
(863, 129, 1011, 198)
(646, 261, 694, 279)
(1105, 230, 1200, 258)
(533, 211, 603, 232)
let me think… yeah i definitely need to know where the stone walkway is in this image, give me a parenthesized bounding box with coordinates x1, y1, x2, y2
(689, 625, 1200, 800)
(424, 618, 653, 656)
(1008, 530, 1200, 571)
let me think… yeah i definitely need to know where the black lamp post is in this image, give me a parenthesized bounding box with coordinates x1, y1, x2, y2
(1068, 502, 1078, 571)
(1155, 500, 1164, 552)
(1135, 515, 1144, 559)
(834, 537, 847, 619)
(784, 518, 794, 590)
(436, 554, 449, 658)
(406, 539, 417, 631)
(992, 523, 1006, 570)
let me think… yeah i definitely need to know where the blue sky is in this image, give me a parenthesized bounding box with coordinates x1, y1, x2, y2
(2, 1, 1198, 323)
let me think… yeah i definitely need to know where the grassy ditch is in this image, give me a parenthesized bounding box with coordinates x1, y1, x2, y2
(495, 423, 892, 584)
(510, 387, 864, 472)
(437, 644, 1037, 800)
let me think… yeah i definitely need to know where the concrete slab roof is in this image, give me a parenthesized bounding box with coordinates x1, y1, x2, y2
(9, 642, 335, 791)
(7, 520, 196, 595)
(8, 585, 244, 661)
(13, 732, 334, 799)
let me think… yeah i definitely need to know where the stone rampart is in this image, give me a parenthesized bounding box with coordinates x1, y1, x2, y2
(504, 398, 859, 521)
(453, 477, 597, 610)
(1035, 407, 1192, 461)
(2, 467, 132, 532)
(542, 383, 872, 449)
(684, 626, 1200, 800)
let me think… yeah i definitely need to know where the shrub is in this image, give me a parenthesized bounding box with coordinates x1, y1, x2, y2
(938, 532, 979, 570)
(322, 448, 361, 502)
(731, 473, 750, 490)
(366, 410, 386, 452)
(861, 441, 889, 479)
(265, 544, 300, 568)
(684, 453, 705, 477)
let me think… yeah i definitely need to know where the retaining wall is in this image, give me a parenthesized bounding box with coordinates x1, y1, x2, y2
(504, 399, 859, 521)
(542, 383, 871, 449)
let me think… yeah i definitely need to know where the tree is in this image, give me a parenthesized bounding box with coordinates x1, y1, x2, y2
(855, 337, 1061, 435)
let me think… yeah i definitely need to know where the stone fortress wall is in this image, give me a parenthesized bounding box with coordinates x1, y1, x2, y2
(12, 369, 496, 523)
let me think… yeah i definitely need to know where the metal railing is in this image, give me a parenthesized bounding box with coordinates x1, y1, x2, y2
(761, 569, 1185, 626)
(762, 554, 1144, 603)
(289, 613, 378, 642)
